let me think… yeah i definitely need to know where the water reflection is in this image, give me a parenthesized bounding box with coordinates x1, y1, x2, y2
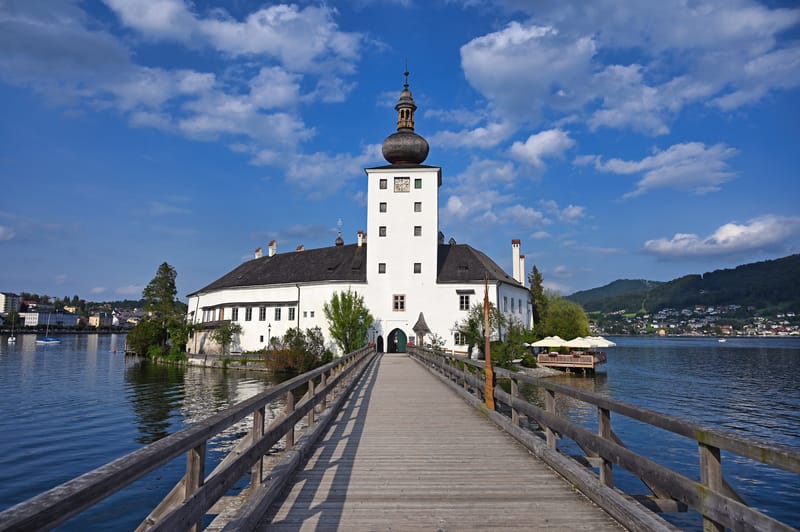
(125, 362, 186, 444)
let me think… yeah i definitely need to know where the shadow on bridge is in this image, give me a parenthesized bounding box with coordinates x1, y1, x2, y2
(260, 353, 383, 529)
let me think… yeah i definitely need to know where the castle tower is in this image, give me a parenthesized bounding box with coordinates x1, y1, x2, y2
(365, 72, 442, 335)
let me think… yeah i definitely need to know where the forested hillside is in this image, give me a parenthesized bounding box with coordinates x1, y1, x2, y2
(568, 254, 800, 314)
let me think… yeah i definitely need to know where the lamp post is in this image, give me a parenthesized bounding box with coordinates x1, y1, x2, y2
(267, 323, 271, 349)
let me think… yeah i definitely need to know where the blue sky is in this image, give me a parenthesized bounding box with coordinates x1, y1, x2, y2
(1, 0, 799, 301)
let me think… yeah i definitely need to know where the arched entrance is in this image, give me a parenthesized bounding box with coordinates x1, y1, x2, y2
(387, 328, 407, 353)
(376, 336, 384, 353)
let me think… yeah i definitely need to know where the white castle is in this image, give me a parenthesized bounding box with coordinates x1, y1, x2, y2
(187, 73, 532, 355)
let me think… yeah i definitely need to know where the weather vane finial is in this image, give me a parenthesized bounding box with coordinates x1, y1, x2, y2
(404, 60, 409, 88)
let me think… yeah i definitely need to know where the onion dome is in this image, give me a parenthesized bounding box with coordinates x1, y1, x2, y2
(382, 71, 429, 165)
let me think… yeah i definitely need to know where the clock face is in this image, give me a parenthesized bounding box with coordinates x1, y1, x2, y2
(394, 177, 410, 192)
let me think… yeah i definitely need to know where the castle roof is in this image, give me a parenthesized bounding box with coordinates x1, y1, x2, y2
(188, 242, 521, 296)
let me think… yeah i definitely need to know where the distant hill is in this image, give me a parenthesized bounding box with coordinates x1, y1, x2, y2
(568, 254, 800, 314)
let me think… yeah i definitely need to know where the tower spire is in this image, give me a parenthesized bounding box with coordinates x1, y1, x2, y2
(381, 69, 429, 165)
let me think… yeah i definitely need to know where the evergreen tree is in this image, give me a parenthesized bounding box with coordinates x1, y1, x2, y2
(528, 265, 547, 327)
(143, 262, 178, 326)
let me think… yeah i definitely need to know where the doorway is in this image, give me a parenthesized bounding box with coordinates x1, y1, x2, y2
(387, 328, 407, 353)
(376, 336, 384, 353)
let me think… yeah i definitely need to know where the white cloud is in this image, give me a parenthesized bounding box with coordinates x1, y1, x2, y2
(102, 1, 362, 73)
(116, 285, 144, 296)
(458, 1, 800, 133)
(509, 129, 575, 168)
(431, 122, 515, 149)
(90, 287, 106, 295)
(284, 144, 383, 199)
(532, 231, 551, 239)
(501, 204, 547, 228)
(539, 200, 586, 223)
(148, 201, 190, 216)
(0, 226, 16, 241)
(643, 215, 800, 258)
(591, 142, 737, 197)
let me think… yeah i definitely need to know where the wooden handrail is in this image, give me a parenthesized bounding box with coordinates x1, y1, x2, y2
(0, 346, 376, 531)
(409, 347, 800, 532)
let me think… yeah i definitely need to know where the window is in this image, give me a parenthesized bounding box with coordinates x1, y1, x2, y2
(394, 177, 410, 192)
(414, 178, 422, 189)
(379, 178, 387, 189)
(414, 201, 421, 212)
(275, 307, 281, 321)
(245, 307, 252, 321)
(379, 226, 387, 237)
(379, 202, 387, 213)
(413, 226, 422, 236)
(459, 295, 470, 311)
(259, 306, 266, 321)
(519, 299, 523, 313)
(454, 332, 466, 345)
(378, 262, 386, 273)
(511, 298, 515, 313)
(288, 307, 295, 321)
(310, 311, 315, 318)
(260, 335, 264, 343)
(231, 307, 239, 321)
(503, 297, 508, 312)
(413, 262, 421, 274)
(393, 294, 406, 311)
(303, 311, 308, 318)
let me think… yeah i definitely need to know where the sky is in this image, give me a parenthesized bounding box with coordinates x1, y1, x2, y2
(1, 0, 799, 302)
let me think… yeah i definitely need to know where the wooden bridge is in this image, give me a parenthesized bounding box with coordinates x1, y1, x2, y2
(1, 347, 798, 531)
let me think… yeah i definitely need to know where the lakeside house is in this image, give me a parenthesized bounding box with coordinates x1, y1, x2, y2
(186, 74, 533, 356)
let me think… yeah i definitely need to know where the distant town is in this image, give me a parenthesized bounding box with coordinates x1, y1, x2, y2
(0, 292, 145, 331)
(593, 304, 800, 337)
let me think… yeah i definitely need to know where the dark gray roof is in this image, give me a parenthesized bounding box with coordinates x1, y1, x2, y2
(189, 242, 520, 296)
(189, 244, 367, 296)
(437, 244, 522, 286)
(412, 312, 431, 335)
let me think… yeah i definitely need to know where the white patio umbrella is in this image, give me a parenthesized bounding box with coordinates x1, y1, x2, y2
(531, 336, 567, 348)
(564, 337, 594, 349)
(586, 336, 616, 348)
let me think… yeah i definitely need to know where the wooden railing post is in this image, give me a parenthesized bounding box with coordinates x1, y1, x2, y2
(251, 406, 265, 487)
(307, 379, 316, 426)
(285, 391, 295, 449)
(511, 377, 520, 427)
(598, 407, 613, 487)
(320, 371, 328, 411)
(545, 389, 557, 449)
(699, 442, 725, 532)
(185, 442, 206, 532)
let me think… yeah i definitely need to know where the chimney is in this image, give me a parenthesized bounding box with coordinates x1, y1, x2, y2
(268, 240, 277, 257)
(296, 244, 304, 252)
(511, 239, 521, 284)
(255, 247, 263, 259)
(519, 254, 526, 287)
(357, 230, 364, 247)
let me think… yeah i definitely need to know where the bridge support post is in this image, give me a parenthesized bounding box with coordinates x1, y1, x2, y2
(320, 371, 328, 411)
(251, 406, 265, 487)
(545, 389, 557, 449)
(285, 391, 295, 449)
(511, 378, 519, 426)
(598, 407, 613, 487)
(699, 442, 724, 532)
(185, 442, 206, 532)
(307, 379, 316, 426)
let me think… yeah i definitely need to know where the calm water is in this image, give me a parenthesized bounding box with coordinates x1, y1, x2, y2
(531, 336, 800, 530)
(0, 334, 285, 530)
(0, 335, 798, 530)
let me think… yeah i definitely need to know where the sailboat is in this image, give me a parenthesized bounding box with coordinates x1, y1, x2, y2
(36, 314, 60, 345)
(7, 319, 15, 344)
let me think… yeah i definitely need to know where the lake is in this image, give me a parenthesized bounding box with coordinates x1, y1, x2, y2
(0, 334, 798, 530)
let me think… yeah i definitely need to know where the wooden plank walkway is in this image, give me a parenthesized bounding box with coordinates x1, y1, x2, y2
(257, 354, 624, 531)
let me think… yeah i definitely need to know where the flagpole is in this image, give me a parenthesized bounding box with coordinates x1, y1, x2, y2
(484, 274, 495, 410)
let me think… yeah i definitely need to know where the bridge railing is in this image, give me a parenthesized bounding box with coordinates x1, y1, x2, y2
(409, 347, 800, 532)
(0, 346, 376, 532)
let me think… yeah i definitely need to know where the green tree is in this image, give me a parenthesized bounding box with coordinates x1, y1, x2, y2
(210, 321, 242, 356)
(126, 318, 168, 357)
(454, 302, 506, 358)
(541, 296, 590, 340)
(323, 289, 374, 353)
(528, 265, 547, 328)
(143, 262, 178, 326)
